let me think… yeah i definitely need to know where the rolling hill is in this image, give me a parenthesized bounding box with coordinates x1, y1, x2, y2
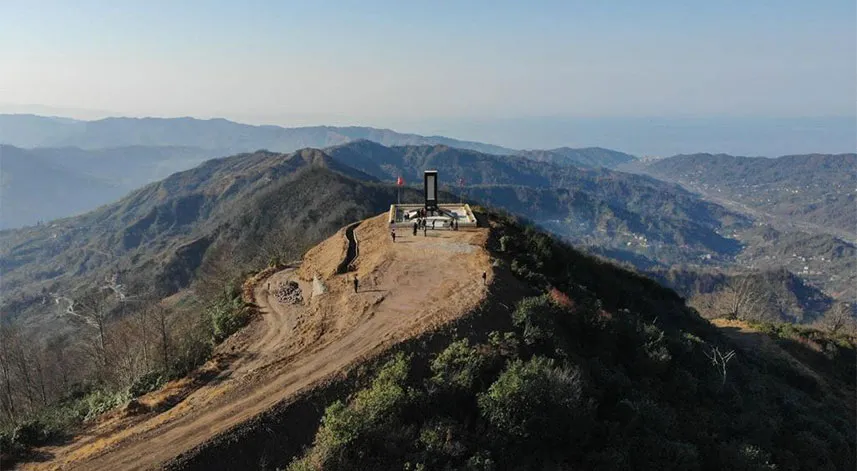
(325, 140, 749, 264)
(4, 141, 844, 338)
(516, 146, 637, 168)
(0, 147, 420, 336)
(323, 141, 854, 308)
(642, 153, 857, 237)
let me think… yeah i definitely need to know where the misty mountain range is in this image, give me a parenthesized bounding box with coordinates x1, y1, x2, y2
(1, 114, 853, 334)
(2, 115, 854, 337)
(0, 114, 637, 229)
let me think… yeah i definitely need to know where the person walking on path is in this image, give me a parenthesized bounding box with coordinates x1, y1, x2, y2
(391, 229, 396, 243)
(423, 226, 428, 237)
(353, 276, 359, 293)
(413, 221, 418, 236)
(432, 220, 436, 230)
(482, 271, 487, 285)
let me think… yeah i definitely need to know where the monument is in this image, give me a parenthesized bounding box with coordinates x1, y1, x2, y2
(388, 170, 477, 228)
(424, 170, 438, 213)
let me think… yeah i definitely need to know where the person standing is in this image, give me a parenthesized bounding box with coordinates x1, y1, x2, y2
(432, 220, 436, 230)
(353, 276, 359, 293)
(413, 221, 418, 236)
(423, 226, 427, 237)
(391, 229, 396, 243)
(482, 271, 487, 285)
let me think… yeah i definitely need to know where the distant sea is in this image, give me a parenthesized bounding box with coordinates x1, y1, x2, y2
(404, 116, 857, 157)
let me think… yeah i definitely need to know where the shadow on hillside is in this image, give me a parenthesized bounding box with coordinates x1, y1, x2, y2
(23, 447, 59, 464)
(716, 325, 766, 351)
(717, 322, 856, 400)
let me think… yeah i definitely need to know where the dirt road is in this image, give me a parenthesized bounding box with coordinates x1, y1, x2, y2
(26, 214, 491, 470)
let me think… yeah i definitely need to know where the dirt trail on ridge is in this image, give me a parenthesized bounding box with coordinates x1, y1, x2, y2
(25, 214, 491, 470)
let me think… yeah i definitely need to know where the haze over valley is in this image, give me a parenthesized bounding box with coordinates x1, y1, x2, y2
(1, 1, 855, 470)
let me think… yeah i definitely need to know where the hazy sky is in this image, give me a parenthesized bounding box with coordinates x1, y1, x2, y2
(1, 0, 855, 152)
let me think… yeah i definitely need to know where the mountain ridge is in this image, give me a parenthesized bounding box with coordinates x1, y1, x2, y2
(0, 114, 514, 155)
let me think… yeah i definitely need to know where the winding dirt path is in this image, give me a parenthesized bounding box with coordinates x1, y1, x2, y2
(25, 214, 491, 470)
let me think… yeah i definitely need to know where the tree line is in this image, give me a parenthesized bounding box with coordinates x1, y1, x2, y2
(0, 241, 250, 461)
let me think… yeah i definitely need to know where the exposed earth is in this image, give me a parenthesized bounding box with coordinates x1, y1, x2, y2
(22, 214, 492, 470)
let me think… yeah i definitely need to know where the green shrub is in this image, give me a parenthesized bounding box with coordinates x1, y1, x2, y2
(478, 356, 585, 443)
(716, 442, 777, 470)
(465, 451, 496, 470)
(129, 371, 166, 398)
(498, 235, 513, 253)
(82, 389, 130, 421)
(209, 291, 249, 344)
(512, 295, 561, 346)
(642, 322, 672, 368)
(430, 339, 486, 392)
(418, 419, 466, 460)
(290, 354, 411, 470)
(0, 386, 131, 464)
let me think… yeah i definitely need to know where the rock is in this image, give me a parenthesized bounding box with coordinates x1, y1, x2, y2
(274, 281, 303, 304)
(312, 276, 326, 297)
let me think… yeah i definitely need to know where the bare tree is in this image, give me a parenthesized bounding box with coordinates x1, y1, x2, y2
(8, 331, 36, 412)
(108, 316, 139, 386)
(818, 302, 856, 335)
(0, 325, 17, 420)
(30, 347, 48, 406)
(45, 335, 72, 393)
(150, 304, 174, 371)
(75, 288, 116, 370)
(720, 275, 767, 321)
(704, 346, 737, 389)
(258, 229, 293, 268)
(194, 242, 240, 302)
(134, 304, 152, 373)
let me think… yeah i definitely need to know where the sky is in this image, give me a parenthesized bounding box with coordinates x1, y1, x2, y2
(1, 1, 855, 154)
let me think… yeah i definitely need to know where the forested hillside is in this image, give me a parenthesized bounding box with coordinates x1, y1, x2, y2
(326, 140, 747, 265)
(644, 153, 857, 237)
(0, 148, 411, 335)
(516, 146, 637, 168)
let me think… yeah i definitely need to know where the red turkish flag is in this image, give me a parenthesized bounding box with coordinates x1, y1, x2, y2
(397, 176, 404, 186)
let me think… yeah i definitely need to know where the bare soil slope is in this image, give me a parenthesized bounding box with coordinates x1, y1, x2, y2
(24, 214, 491, 470)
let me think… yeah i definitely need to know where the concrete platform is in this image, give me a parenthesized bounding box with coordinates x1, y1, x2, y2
(387, 204, 478, 228)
